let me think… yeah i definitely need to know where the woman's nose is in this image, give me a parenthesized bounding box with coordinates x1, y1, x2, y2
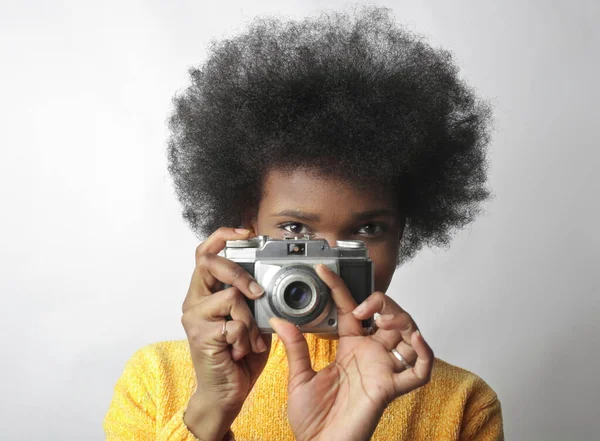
(318, 234, 343, 249)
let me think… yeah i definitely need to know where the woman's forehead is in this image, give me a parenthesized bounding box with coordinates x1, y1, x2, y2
(258, 168, 398, 217)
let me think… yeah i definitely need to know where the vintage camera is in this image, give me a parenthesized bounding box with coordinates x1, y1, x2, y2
(224, 235, 374, 334)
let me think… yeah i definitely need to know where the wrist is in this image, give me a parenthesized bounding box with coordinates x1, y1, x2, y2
(183, 394, 238, 441)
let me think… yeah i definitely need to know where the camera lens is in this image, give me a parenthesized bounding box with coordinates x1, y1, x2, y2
(268, 265, 332, 326)
(283, 281, 313, 310)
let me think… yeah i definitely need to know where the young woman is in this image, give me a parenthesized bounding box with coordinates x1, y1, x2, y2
(104, 7, 503, 441)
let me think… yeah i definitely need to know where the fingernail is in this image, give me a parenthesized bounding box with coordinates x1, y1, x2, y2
(415, 330, 423, 339)
(317, 263, 331, 273)
(249, 281, 264, 296)
(256, 336, 267, 353)
(378, 314, 394, 322)
(234, 228, 250, 235)
(353, 302, 367, 315)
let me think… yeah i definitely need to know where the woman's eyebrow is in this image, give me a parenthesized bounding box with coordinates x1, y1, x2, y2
(271, 210, 320, 221)
(270, 208, 396, 222)
(352, 209, 397, 221)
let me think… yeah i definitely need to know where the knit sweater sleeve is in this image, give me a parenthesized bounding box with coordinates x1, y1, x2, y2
(103, 345, 199, 441)
(459, 379, 505, 441)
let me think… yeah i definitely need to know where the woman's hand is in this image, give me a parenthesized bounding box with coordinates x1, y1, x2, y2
(270, 264, 434, 441)
(181, 227, 271, 441)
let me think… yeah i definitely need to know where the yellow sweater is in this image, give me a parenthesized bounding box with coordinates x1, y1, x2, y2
(104, 335, 504, 440)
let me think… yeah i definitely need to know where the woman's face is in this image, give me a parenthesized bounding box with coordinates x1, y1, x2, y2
(248, 168, 405, 294)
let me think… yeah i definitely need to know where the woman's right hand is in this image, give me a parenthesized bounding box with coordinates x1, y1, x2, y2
(181, 227, 270, 441)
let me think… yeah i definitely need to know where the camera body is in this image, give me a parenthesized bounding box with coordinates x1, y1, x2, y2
(224, 235, 374, 334)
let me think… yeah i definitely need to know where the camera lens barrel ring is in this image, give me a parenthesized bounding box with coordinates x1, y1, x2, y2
(267, 265, 331, 325)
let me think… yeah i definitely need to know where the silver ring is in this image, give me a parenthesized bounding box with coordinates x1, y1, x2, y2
(391, 348, 412, 370)
(221, 320, 228, 340)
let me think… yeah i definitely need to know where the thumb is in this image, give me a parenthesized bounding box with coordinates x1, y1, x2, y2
(269, 317, 315, 386)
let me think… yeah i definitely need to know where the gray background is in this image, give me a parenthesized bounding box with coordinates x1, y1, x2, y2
(1, 0, 599, 440)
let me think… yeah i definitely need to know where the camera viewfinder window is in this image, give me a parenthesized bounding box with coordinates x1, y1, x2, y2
(288, 243, 306, 256)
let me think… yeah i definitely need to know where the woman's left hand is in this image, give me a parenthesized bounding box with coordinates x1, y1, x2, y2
(269, 264, 434, 441)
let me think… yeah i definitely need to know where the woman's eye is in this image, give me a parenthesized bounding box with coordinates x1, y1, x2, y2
(356, 224, 383, 236)
(280, 222, 311, 235)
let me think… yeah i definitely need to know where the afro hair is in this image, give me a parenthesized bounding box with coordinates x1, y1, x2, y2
(167, 5, 493, 265)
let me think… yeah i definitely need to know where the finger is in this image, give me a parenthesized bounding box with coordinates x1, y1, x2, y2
(392, 330, 435, 396)
(353, 292, 417, 350)
(246, 333, 273, 382)
(315, 264, 363, 337)
(195, 287, 267, 354)
(185, 252, 265, 308)
(269, 317, 315, 388)
(195, 227, 253, 260)
(222, 320, 252, 361)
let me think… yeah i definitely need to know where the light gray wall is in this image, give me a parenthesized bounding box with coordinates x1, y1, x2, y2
(1, 1, 598, 440)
